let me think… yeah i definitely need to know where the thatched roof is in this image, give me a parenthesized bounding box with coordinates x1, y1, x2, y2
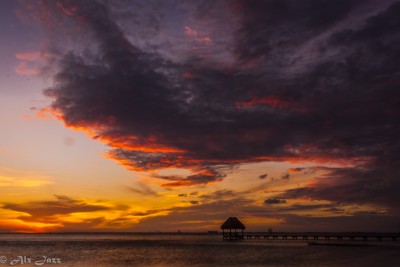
(221, 217, 246, 230)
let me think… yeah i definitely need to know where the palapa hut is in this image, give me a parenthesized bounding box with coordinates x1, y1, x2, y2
(221, 217, 245, 240)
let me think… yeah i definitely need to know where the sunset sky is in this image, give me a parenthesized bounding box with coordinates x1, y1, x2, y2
(0, 0, 399, 233)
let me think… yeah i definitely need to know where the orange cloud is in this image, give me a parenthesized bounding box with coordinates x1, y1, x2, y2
(0, 195, 116, 232)
(100, 134, 185, 153)
(0, 175, 50, 188)
(288, 168, 305, 174)
(0, 194, 177, 232)
(0, 220, 58, 233)
(2, 195, 110, 218)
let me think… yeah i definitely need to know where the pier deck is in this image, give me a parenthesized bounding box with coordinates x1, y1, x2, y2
(241, 232, 399, 242)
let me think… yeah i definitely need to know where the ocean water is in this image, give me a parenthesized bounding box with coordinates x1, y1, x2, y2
(0, 233, 399, 266)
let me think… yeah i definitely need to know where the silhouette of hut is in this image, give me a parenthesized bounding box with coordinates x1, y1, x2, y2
(221, 217, 245, 240)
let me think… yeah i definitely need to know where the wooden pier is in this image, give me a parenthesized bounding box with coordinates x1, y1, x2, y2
(242, 232, 399, 242)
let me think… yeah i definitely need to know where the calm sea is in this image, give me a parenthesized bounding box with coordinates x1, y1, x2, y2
(0, 233, 399, 266)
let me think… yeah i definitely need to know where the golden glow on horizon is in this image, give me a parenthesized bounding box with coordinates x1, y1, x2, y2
(0, 104, 384, 233)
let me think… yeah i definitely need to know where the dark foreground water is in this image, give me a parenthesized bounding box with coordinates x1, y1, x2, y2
(0, 234, 399, 266)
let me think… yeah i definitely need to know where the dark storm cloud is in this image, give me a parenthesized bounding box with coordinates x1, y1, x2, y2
(264, 198, 287, 205)
(281, 173, 290, 180)
(281, 164, 400, 212)
(233, 0, 362, 61)
(152, 165, 233, 187)
(154, 170, 226, 187)
(259, 173, 268, 179)
(35, 0, 400, 220)
(280, 203, 334, 212)
(198, 189, 238, 201)
(322, 207, 346, 214)
(127, 183, 158, 196)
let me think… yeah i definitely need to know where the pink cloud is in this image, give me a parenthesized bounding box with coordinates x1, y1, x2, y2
(184, 26, 199, 38)
(184, 26, 212, 45)
(56, 1, 78, 17)
(15, 51, 47, 76)
(15, 62, 40, 76)
(15, 51, 42, 61)
(21, 114, 32, 120)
